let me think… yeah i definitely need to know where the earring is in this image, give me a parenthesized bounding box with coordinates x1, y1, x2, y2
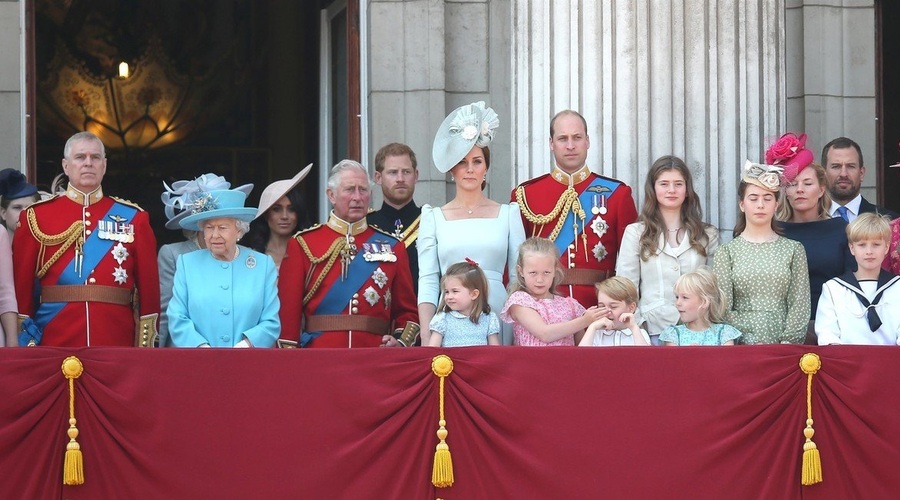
(483, 175, 487, 182)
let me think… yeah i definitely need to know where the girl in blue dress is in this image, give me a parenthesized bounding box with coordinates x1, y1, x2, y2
(427, 260, 501, 347)
(660, 268, 742, 346)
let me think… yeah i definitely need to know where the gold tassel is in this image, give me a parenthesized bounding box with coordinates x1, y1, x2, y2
(431, 355, 454, 488)
(799, 353, 822, 486)
(61, 356, 85, 486)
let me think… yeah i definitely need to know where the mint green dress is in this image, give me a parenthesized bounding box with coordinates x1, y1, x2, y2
(713, 235, 810, 344)
(659, 323, 742, 346)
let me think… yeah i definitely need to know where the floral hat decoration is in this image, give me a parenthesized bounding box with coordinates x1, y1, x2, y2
(765, 132, 814, 184)
(161, 174, 253, 230)
(432, 101, 500, 173)
(178, 188, 258, 231)
(741, 160, 784, 192)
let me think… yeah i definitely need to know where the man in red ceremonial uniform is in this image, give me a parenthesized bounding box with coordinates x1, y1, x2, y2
(278, 160, 419, 348)
(512, 110, 638, 307)
(13, 131, 160, 347)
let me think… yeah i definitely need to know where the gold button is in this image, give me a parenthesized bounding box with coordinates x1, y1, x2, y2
(568, 244, 575, 250)
(351, 307, 358, 314)
(352, 293, 359, 298)
(351, 299, 359, 306)
(568, 263, 575, 268)
(88, 278, 96, 283)
(84, 220, 91, 226)
(85, 229, 92, 235)
(85, 211, 91, 217)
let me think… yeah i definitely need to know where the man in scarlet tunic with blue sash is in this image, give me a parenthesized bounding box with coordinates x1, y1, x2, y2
(278, 160, 419, 348)
(13, 132, 160, 347)
(512, 110, 638, 308)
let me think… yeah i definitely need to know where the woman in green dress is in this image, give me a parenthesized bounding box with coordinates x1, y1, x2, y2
(714, 160, 810, 344)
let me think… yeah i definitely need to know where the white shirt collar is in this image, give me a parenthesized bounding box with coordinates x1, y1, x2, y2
(829, 194, 862, 220)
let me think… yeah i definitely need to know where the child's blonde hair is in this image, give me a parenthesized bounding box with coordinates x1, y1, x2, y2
(846, 212, 891, 244)
(437, 260, 490, 323)
(594, 276, 639, 306)
(508, 237, 565, 296)
(673, 268, 726, 324)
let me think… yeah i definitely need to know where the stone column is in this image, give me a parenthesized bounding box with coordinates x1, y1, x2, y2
(367, 0, 513, 207)
(512, 0, 787, 234)
(785, 0, 877, 201)
(0, 0, 24, 172)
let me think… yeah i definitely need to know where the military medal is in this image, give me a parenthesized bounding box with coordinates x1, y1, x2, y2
(372, 267, 388, 289)
(363, 241, 397, 262)
(393, 218, 404, 239)
(363, 286, 380, 306)
(98, 215, 135, 243)
(111, 242, 130, 265)
(586, 186, 610, 215)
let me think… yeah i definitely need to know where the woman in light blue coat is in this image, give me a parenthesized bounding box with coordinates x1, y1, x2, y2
(168, 188, 280, 348)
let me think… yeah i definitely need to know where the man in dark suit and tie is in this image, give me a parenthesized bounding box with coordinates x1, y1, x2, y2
(822, 137, 898, 222)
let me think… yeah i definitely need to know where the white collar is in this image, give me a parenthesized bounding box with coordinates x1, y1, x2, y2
(829, 194, 862, 219)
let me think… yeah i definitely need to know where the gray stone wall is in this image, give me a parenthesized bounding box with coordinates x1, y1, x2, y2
(366, 0, 513, 209)
(0, 0, 22, 172)
(785, 0, 878, 202)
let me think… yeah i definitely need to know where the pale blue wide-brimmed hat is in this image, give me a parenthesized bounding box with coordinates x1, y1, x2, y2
(179, 189, 258, 231)
(431, 101, 499, 173)
(161, 173, 253, 230)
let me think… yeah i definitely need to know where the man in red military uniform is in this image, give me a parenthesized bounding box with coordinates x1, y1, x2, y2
(278, 159, 419, 348)
(512, 110, 638, 308)
(13, 131, 160, 347)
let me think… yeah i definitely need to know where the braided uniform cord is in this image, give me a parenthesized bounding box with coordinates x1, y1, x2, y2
(295, 235, 347, 305)
(515, 185, 584, 241)
(26, 208, 84, 279)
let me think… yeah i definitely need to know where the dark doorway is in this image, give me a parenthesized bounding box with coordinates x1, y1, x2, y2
(28, 1, 329, 245)
(878, 1, 900, 212)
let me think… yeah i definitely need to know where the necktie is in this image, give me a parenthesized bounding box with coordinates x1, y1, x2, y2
(837, 206, 850, 222)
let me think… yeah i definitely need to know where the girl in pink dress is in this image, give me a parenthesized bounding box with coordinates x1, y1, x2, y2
(501, 238, 603, 346)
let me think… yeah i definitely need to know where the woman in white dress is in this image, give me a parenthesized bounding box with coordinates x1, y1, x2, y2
(615, 156, 718, 344)
(418, 101, 526, 345)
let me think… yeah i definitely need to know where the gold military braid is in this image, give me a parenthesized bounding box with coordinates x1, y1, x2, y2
(295, 235, 348, 305)
(515, 185, 588, 245)
(26, 208, 85, 279)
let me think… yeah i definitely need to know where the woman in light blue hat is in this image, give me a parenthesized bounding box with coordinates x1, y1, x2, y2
(418, 101, 526, 345)
(167, 187, 280, 348)
(157, 174, 253, 346)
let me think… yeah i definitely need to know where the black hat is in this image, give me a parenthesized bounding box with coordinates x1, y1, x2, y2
(0, 169, 38, 200)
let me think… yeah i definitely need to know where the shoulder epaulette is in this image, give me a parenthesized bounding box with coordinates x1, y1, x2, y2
(371, 225, 401, 243)
(594, 174, 625, 186)
(25, 195, 60, 210)
(293, 223, 321, 240)
(517, 173, 552, 188)
(111, 196, 145, 211)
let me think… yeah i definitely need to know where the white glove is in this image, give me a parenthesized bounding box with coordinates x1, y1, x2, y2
(234, 339, 251, 348)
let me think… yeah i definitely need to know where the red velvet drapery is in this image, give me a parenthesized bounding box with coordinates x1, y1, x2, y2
(0, 346, 897, 499)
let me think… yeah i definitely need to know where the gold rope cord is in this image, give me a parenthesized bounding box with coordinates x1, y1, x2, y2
(515, 185, 586, 242)
(295, 236, 347, 305)
(431, 355, 454, 488)
(61, 356, 84, 485)
(799, 353, 823, 486)
(27, 209, 84, 278)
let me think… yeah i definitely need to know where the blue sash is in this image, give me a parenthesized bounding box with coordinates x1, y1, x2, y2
(300, 231, 390, 346)
(31, 203, 138, 339)
(553, 177, 621, 255)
